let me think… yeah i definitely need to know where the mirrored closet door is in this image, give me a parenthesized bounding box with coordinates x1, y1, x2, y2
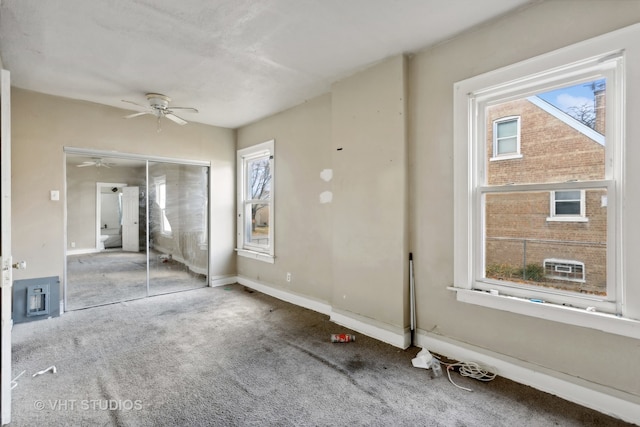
(65, 151, 209, 310)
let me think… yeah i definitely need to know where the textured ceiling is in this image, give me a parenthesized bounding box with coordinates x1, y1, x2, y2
(0, 0, 534, 128)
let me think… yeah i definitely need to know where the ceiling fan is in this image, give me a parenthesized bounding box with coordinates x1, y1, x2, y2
(76, 158, 117, 168)
(122, 93, 198, 129)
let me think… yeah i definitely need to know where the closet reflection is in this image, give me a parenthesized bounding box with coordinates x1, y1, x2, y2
(148, 161, 209, 296)
(65, 154, 209, 310)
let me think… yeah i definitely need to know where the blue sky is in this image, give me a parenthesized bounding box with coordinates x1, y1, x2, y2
(537, 79, 605, 113)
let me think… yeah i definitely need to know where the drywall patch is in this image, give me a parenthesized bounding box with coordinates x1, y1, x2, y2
(320, 169, 333, 182)
(319, 191, 333, 204)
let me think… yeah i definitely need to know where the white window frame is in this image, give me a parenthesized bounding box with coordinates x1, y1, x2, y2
(154, 175, 172, 237)
(491, 116, 522, 160)
(452, 25, 640, 339)
(236, 140, 275, 263)
(547, 190, 587, 222)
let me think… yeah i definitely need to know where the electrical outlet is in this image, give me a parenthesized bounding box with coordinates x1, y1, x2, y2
(286, 272, 291, 282)
(71, 242, 75, 248)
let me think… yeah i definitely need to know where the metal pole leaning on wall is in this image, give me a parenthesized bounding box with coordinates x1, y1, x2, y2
(409, 253, 416, 346)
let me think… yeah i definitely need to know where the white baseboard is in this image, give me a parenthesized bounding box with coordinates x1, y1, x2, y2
(416, 331, 640, 425)
(330, 309, 410, 349)
(236, 276, 331, 316)
(235, 276, 410, 348)
(210, 275, 237, 287)
(66, 248, 100, 255)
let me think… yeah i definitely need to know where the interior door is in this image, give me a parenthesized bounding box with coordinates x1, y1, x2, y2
(1, 69, 13, 425)
(122, 186, 139, 252)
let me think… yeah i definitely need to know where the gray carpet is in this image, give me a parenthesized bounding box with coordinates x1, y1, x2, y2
(66, 250, 207, 310)
(10, 285, 634, 426)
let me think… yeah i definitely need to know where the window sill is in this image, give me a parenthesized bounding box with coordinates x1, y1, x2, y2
(236, 248, 275, 264)
(489, 154, 523, 161)
(448, 287, 640, 340)
(546, 216, 588, 223)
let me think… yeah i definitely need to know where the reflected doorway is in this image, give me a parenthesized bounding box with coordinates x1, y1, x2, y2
(65, 151, 209, 310)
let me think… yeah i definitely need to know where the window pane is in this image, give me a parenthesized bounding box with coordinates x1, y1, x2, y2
(484, 189, 607, 296)
(245, 202, 270, 247)
(497, 137, 517, 154)
(497, 120, 517, 138)
(158, 183, 166, 208)
(248, 157, 271, 200)
(555, 190, 580, 201)
(555, 201, 580, 215)
(486, 79, 606, 185)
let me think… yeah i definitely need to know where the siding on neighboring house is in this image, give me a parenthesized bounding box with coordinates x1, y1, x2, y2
(485, 97, 607, 294)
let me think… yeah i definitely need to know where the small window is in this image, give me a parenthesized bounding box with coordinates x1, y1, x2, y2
(492, 116, 521, 159)
(549, 190, 586, 221)
(237, 140, 274, 263)
(544, 259, 585, 282)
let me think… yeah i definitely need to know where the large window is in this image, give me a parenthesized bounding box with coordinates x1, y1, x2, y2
(453, 27, 632, 326)
(237, 140, 274, 263)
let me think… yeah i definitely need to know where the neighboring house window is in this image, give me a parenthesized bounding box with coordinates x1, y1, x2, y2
(237, 140, 274, 263)
(154, 176, 172, 236)
(453, 26, 632, 331)
(544, 259, 585, 283)
(548, 190, 586, 221)
(492, 116, 520, 158)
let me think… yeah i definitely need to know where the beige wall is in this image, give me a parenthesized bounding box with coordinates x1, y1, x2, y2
(237, 94, 334, 304)
(12, 89, 236, 284)
(330, 56, 408, 331)
(237, 56, 408, 333)
(67, 164, 145, 250)
(409, 0, 640, 400)
(236, 0, 640, 404)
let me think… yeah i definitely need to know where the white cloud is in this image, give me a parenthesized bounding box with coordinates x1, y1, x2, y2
(555, 93, 592, 112)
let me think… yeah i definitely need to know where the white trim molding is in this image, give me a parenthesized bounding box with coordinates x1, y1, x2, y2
(450, 287, 640, 340)
(235, 275, 409, 348)
(210, 275, 238, 287)
(415, 331, 640, 425)
(236, 275, 331, 316)
(330, 309, 410, 349)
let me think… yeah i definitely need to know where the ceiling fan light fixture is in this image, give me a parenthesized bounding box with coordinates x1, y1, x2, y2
(146, 93, 171, 110)
(122, 93, 198, 129)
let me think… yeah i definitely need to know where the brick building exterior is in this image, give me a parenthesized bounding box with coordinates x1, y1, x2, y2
(485, 95, 607, 295)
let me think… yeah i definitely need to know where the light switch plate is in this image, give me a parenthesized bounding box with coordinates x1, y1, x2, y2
(50, 190, 59, 201)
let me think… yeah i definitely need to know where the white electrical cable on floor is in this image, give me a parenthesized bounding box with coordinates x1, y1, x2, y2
(32, 366, 57, 377)
(11, 370, 25, 390)
(434, 359, 496, 392)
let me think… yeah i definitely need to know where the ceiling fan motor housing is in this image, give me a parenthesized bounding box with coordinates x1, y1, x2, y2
(146, 93, 170, 111)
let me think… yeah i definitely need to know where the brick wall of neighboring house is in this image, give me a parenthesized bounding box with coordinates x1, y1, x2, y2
(485, 98, 607, 294)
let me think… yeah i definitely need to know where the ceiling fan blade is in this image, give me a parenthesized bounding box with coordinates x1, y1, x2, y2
(164, 113, 187, 125)
(76, 163, 94, 167)
(169, 107, 199, 113)
(121, 99, 150, 109)
(124, 111, 152, 119)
